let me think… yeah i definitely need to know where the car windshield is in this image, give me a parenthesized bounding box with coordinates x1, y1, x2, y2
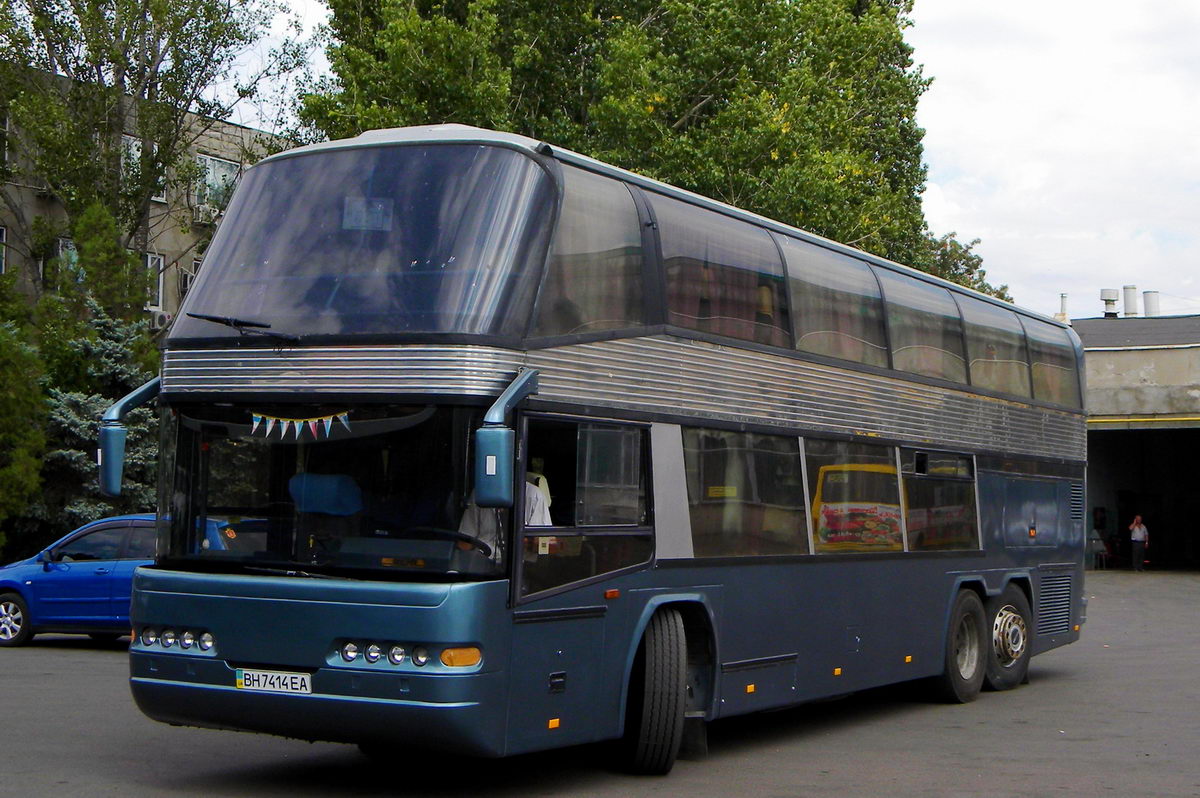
(170, 143, 555, 341)
(160, 403, 510, 580)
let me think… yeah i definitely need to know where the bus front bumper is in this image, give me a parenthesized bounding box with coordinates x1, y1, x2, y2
(129, 651, 508, 757)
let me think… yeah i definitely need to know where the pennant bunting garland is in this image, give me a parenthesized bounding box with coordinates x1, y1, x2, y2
(249, 411, 351, 440)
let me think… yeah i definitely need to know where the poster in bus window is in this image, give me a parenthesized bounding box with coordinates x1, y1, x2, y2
(811, 466, 903, 552)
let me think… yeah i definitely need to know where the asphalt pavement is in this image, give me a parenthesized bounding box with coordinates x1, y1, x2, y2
(3, 570, 1198, 797)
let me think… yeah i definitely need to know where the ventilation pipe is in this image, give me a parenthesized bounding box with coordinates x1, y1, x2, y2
(1123, 285, 1139, 317)
(1143, 290, 1161, 317)
(1054, 293, 1069, 323)
(1101, 288, 1119, 318)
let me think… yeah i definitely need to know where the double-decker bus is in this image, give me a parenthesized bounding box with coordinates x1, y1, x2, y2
(101, 125, 1086, 775)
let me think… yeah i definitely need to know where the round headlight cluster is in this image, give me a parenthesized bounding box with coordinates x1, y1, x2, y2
(139, 627, 214, 652)
(336, 641, 480, 669)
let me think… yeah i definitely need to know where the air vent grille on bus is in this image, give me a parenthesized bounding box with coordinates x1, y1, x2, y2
(1069, 483, 1085, 522)
(1036, 574, 1073, 636)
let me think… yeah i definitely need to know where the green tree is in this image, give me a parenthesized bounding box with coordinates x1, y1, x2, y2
(301, 0, 1001, 291)
(916, 232, 1011, 303)
(0, 0, 307, 278)
(0, 321, 45, 551)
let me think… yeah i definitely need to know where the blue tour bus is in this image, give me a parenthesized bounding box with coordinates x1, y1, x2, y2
(100, 125, 1086, 774)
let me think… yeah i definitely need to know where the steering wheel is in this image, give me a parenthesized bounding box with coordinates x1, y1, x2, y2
(401, 526, 493, 558)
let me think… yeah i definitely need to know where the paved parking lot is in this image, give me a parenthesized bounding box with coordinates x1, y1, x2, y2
(4, 570, 1199, 797)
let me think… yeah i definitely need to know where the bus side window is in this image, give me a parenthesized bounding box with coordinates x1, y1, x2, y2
(530, 166, 645, 337)
(805, 438, 902, 553)
(900, 450, 979, 551)
(778, 236, 889, 369)
(649, 192, 791, 348)
(519, 419, 652, 597)
(681, 427, 809, 557)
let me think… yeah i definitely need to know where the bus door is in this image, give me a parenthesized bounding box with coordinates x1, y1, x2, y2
(505, 417, 655, 753)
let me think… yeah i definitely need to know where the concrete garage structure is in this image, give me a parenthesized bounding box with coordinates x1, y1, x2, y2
(1073, 293, 1200, 569)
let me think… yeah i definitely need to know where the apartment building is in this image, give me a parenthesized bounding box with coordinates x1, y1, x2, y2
(0, 107, 285, 328)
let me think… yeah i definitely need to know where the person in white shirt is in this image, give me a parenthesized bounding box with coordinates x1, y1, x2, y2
(458, 479, 551, 563)
(1128, 514, 1149, 572)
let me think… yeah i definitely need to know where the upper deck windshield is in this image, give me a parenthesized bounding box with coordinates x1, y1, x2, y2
(170, 144, 555, 342)
(161, 403, 510, 580)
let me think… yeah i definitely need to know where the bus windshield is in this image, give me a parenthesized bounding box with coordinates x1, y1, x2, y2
(161, 403, 508, 580)
(170, 144, 555, 341)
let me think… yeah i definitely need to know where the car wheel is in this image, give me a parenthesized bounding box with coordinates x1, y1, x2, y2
(0, 592, 33, 647)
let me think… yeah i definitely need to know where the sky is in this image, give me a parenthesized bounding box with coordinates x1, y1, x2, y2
(243, 1, 1200, 322)
(905, 0, 1200, 320)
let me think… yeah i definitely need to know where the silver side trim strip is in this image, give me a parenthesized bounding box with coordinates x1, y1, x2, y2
(162, 336, 1085, 460)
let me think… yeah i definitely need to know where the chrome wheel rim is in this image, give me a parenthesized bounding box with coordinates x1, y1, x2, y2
(0, 600, 23, 641)
(954, 614, 980, 678)
(992, 604, 1028, 668)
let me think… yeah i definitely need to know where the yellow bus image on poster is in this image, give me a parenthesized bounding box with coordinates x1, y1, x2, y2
(811, 464, 903, 552)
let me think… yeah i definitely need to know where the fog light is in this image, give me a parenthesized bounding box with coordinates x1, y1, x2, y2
(341, 642, 359, 662)
(412, 646, 429, 667)
(180, 631, 195, 649)
(162, 629, 177, 648)
(440, 647, 482, 668)
(387, 645, 406, 665)
(365, 643, 382, 663)
(198, 632, 214, 651)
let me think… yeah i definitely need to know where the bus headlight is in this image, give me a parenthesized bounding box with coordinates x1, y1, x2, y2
(341, 642, 360, 662)
(180, 631, 195, 649)
(412, 647, 430, 667)
(365, 643, 382, 663)
(387, 645, 406, 665)
(198, 632, 214, 651)
(140, 628, 158, 646)
(162, 629, 177, 647)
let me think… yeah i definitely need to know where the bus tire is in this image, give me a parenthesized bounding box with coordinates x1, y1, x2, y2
(0, 592, 33, 647)
(985, 584, 1032, 691)
(623, 607, 687, 775)
(934, 589, 986, 703)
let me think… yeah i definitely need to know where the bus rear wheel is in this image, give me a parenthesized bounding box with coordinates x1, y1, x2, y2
(934, 589, 986, 703)
(622, 607, 687, 775)
(985, 584, 1032, 691)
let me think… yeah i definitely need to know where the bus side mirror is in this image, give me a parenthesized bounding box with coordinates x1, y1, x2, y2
(474, 426, 514, 508)
(98, 424, 128, 498)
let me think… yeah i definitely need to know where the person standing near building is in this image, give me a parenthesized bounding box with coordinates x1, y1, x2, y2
(1129, 514, 1149, 571)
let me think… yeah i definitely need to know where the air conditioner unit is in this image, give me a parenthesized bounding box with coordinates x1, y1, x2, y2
(192, 204, 219, 225)
(150, 310, 173, 330)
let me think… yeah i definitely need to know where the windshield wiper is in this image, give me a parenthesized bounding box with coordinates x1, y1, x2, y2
(241, 565, 342, 580)
(186, 312, 300, 343)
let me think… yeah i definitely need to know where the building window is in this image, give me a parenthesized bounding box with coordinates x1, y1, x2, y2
(145, 252, 164, 310)
(194, 153, 240, 210)
(180, 258, 200, 299)
(122, 135, 166, 203)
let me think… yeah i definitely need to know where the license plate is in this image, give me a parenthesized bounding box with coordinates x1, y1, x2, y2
(235, 668, 312, 695)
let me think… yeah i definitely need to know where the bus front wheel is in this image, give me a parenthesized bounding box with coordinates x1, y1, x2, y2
(934, 589, 986, 703)
(622, 607, 687, 775)
(985, 584, 1032, 691)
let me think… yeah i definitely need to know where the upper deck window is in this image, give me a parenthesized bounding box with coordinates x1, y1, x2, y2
(531, 165, 644, 337)
(171, 144, 555, 341)
(649, 193, 790, 347)
(876, 269, 968, 383)
(1023, 318, 1082, 407)
(779, 236, 889, 368)
(958, 293, 1032, 397)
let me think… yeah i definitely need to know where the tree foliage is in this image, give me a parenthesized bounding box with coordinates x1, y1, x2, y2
(302, 0, 1001, 294)
(0, 0, 306, 268)
(0, 321, 45, 551)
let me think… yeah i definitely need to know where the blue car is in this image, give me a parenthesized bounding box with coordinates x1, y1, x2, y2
(0, 514, 157, 646)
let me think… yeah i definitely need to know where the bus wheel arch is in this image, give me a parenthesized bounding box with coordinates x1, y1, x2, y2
(984, 581, 1033, 691)
(620, 600, 715, 774)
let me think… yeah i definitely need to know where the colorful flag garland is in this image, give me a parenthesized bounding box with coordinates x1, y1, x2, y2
(251, 411, 351, 439)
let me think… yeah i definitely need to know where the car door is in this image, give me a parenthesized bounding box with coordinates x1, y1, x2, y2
(34, 523, 130, 625)
(109, 522, 156, 624)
